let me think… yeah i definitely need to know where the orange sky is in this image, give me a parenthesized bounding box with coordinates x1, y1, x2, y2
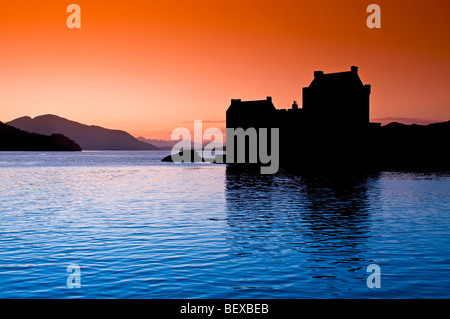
(1, 0, 449, 139)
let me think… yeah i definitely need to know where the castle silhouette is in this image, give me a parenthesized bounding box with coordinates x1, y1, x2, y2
(227, 66, 380, 131)
(226, 66, 450, 171)
(226, 66, 381, 170)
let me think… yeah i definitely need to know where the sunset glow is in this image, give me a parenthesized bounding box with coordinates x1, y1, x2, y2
(1, 0, 449, 139)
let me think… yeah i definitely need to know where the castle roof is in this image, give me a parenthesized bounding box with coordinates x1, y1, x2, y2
(308, 66, 364, 89)
(227, 97, 276, 113)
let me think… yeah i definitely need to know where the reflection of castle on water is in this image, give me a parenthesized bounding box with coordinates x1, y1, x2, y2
(224, 167, 380, 283)
(225, 167, 376, 238)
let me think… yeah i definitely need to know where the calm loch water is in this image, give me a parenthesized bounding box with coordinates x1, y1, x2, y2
(0, 151, 449, 298)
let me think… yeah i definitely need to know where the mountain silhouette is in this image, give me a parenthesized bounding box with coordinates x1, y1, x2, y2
(138, 137, 222, 151)
(137, 137, 179, 150)
(376, 120, 450, 170)
(7, 115, 159, 150)
(0, 121, 81, 151)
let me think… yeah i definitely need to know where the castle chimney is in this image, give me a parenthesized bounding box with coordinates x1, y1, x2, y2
(314, 71, 324, 78)
(351, 66, 358, 74)
(292, 101, 298, 110)
(267, 96, 272, 102)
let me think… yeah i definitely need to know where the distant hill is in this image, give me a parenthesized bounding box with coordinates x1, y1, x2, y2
(381, 121, 450, 130)
(376, 121, 450, 169)
(7, 115, 159, 150)
(137, 137, 226, 150)
(0, 121, 81, 151)
(380, 120, 450, 137)
(137, 137, 179, 150)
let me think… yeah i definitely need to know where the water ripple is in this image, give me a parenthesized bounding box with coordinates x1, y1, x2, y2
(0, 152, 449, 298)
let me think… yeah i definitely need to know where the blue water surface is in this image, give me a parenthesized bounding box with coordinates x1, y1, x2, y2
(0, 151, 449, 298)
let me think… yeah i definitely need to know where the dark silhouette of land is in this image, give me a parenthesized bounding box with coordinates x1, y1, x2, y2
(226, 66, 449, 171)
(7, 115, 159, 151)
(0, 122, 81, 151)
(377, 121, 450, 170)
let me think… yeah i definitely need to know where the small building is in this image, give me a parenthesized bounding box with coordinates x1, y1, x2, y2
(226, 97, 276, 130)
